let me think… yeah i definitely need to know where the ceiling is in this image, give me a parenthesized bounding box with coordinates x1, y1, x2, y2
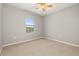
(7, 3, 75, 16)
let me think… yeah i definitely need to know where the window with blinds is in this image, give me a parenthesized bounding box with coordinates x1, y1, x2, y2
(25, 18, 35, 33)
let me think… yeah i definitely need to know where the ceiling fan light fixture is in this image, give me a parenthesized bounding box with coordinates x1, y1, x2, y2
(36, 3, 53, 11)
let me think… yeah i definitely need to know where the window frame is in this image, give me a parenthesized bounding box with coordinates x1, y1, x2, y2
(25, 18, 35, 33)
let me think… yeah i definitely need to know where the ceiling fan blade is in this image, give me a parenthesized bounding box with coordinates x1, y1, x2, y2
(48, 5, 53, 7)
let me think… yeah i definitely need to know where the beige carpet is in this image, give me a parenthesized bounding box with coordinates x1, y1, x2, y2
(1, 39, 79, 56)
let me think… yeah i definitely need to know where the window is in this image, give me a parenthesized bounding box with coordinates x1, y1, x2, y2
(25, 18, 35, 33)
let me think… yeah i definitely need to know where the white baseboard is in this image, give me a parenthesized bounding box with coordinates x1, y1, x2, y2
(45, 36, 79, 48)
(2, 36, 79, 48)
(3, 37, 42, 48)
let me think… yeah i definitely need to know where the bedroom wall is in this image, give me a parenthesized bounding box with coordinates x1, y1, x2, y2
(0, 4, 2, 53)
(44, 4, 79, 45)
(2, 3, 79, 47)
(2, 4, 43, 46)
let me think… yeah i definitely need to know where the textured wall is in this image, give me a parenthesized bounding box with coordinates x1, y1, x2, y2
(0, 4, 2, 53)
(44, 4, 79, 45)
(2, 4, 43, 45)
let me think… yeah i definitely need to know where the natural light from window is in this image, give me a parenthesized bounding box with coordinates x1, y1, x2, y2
(25, 18, 35, 33)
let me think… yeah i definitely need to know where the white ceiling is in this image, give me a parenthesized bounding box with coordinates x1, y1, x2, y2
(7, 3, 75, 16)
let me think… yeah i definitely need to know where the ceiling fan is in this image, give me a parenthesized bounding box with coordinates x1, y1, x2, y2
(36, 3, 53, 11)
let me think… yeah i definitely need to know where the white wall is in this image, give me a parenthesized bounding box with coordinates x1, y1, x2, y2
(3, 4, 43, 45)
(44, 4, 79, 45)
(2, 4, 79, 47)
(0, 4, 2, 53)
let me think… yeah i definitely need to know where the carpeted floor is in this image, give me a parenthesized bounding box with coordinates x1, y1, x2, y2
(1, 39, 79, 56)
